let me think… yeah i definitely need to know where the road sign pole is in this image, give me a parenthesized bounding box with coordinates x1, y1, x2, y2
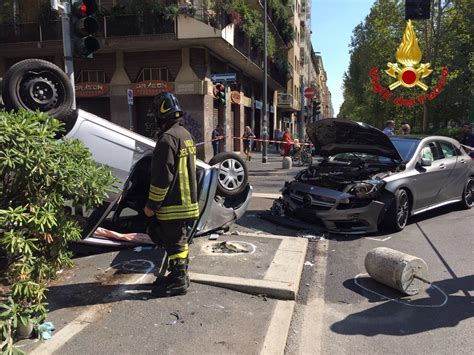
(59, 1, 76, 109)
(223, 82, 228, 153)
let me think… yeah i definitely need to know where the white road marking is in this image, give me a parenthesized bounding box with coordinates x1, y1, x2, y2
(252, 192, 282, 199)
(354, 273, 448, 308)
(298, 240, 329, 355)
(365, 236, 393, 242)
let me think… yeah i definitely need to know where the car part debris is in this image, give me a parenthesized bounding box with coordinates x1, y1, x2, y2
(296, 232, 326, 241)
(163, 312, 181, 325)
(208, 233, 219, 240)
(365, 247, 429, 295)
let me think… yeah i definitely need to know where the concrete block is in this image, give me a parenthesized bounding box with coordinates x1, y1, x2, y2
(282, 157, 292, 169)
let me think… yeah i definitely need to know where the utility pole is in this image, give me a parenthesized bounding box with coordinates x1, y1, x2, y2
(51, 0, 76, 108)
(262, 0, 268, 163)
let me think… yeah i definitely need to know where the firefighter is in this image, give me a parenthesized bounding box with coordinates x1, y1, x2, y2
(143, 92, 199, 296)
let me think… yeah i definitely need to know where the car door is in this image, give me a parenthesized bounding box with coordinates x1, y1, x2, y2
(437, 141, 470, 201)
(411, 141, 448, 211)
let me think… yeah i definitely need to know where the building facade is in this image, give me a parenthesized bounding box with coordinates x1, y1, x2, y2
(0, 0, 323, 159)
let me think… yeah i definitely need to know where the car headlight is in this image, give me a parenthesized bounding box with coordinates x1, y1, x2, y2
(347, 180, 385, 198)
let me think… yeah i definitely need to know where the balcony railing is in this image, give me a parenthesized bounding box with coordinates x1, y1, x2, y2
(0, 16, 175, 44)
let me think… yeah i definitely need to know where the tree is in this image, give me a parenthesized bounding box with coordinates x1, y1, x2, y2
(340, 0, 473, 132)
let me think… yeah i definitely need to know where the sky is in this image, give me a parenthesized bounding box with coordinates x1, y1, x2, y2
(311, 0, 376, 115)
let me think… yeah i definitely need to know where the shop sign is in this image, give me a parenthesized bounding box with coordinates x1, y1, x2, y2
(277, 93, 293, 108)
(132, 80, 174, 97)
(230, 91, 241, 105)
(254, 100, 262, 110)
(75, 82, 110, 97)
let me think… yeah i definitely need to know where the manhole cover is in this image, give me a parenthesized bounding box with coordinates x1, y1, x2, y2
(203, 241, 256, 255)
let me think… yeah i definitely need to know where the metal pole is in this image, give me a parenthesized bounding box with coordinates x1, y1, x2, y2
(262, 0, 268, 163)
(223, 82, 228, 152)
(60, 1, 76, 109)
(128, 104, 134, 131)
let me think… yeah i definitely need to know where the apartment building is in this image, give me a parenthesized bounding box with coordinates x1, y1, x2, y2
(0, 0, 311, 159)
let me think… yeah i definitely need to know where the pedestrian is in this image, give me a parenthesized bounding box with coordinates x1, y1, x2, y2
(383, 120, 396, 136)
(242, 126, 256, 161)
(399, 123, 411, 135)
(274, 128, 282, 153)
(211, 124, 223, 156)
(143, 92, 199, 297)
(282, 128, 292, 156)
(460, 122, 474, 157)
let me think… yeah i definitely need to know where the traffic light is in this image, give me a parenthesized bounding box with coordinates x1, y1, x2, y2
(313, 101, 321, 117)
(71, 0, 100, 58)
(213, 83, 226, 106)
(405, 0, 430, 20)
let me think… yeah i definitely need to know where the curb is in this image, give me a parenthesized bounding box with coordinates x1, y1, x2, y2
(190, 234, 308, 300)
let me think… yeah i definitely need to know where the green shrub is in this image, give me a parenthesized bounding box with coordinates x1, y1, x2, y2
(0, 110, 115, 353)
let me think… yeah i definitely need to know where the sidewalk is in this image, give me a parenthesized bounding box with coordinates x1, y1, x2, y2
(22, 232, 306, 354)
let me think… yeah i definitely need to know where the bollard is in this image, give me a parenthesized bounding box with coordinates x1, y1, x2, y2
(282, 156, 292, 169)
(365, 247, 428, 295)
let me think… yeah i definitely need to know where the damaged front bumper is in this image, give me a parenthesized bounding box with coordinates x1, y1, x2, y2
(279, 181, 385, 234)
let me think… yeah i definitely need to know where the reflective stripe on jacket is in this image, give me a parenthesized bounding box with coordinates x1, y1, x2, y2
(146, 122, 199, 221)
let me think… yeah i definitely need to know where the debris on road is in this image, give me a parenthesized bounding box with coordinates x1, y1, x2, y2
(296, 232, 327, 241)
(365, 247, 429, 295)
(38, 322, 55, 340)
(208, 241, 254, 254)
(163, 312, 181, 326)
(304, 261, 315, 267)
(208, 233, 219, 240)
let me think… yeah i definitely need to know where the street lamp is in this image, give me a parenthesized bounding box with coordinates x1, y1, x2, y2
(262, 0, 268, 163)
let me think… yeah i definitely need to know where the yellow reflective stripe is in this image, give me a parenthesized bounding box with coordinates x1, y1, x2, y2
(148, 191, 166, 202)
(183, 155, 191, 205)
(179, 157, 185, 205)
(149, 185, 168, 195)
(168, 244, 189, 260)
(156, 209, 200, 220)
(157, 203, 199, 214)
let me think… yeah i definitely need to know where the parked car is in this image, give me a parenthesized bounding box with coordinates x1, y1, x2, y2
(274, 119, 474, 234)
(0, 59, 252, 248)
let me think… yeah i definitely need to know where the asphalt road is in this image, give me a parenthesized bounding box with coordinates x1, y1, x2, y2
(286, 205, 473, 355)
(246, 155, 473, 354)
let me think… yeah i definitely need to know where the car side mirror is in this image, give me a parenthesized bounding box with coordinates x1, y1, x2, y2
(420, 158, 432, 167)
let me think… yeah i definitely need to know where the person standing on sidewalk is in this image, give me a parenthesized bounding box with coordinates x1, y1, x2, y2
(211, 124, 223, 156)
(143, 92, 199, 297)
(242, 126, 256, 161)
(282, 128, 292, 156)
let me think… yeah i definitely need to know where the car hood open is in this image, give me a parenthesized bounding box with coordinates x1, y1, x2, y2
(306, 119, 403, 161)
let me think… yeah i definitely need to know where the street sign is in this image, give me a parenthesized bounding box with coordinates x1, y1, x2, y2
(304, 87, 316, 99)
(211, 73, 237, 83)
(127, 89, 134, 105)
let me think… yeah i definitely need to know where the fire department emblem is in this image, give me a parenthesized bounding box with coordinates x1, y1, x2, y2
(385, 20, 432, 90)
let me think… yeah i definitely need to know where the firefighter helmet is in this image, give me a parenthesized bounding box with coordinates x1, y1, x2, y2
(147, 92, 183, 122)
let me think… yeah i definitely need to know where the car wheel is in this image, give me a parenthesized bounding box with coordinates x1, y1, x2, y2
(209, 152, 248, 197)
(460, 177, 474, 209)
(383, 189, 410, 232)
(2, 59, 74, 120)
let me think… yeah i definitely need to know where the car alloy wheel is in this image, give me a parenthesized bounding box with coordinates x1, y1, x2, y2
(217, 158, 245, 192)
(396, 190, 409, 228)
(464, 178, 474, 207)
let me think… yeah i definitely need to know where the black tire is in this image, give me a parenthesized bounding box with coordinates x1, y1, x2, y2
(383, 189, 410, 232)
(209, 152, 248, 197)
(460, 177, 474, 209)
(2, 59, 74, 120)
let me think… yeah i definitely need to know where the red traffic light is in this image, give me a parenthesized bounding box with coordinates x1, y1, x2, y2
(80, 3, 87, 15)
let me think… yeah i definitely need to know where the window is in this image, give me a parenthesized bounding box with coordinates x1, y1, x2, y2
(136, 67, 170, 82)
(421, 142, 442, 162)
(438, 141, 457, 158)
(76, 70, 106, 83)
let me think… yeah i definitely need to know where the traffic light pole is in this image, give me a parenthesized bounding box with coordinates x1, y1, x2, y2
(58, 1, 76, 109)
(262, 0, 268, 163)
